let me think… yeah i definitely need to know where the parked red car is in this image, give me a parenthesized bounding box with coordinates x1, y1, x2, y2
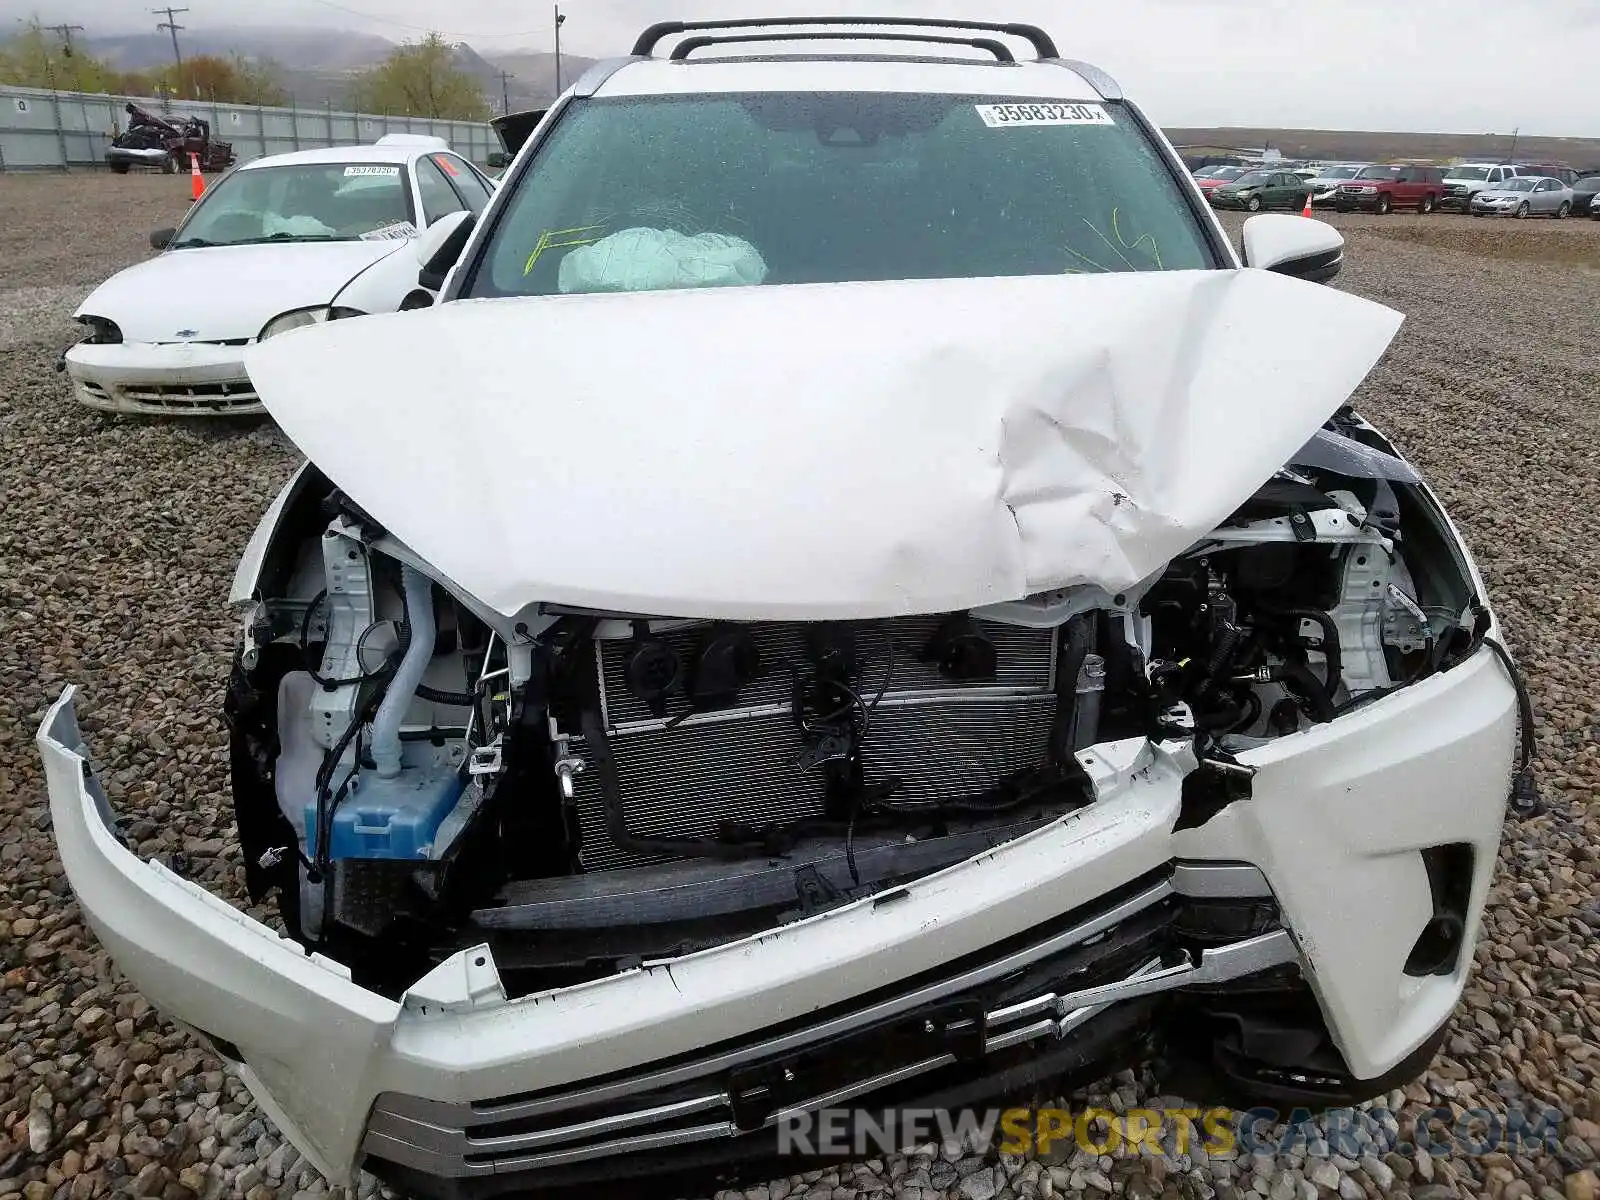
(1193, 165, 1250, 195)
(1333, 164, 1446, 214)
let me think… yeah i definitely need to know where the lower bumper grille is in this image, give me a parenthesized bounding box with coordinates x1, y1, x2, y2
(362, 873, 1298, 1194)
(76, 377, 261, 414)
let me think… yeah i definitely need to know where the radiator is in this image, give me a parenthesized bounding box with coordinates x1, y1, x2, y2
(568, 618, 1060, 871)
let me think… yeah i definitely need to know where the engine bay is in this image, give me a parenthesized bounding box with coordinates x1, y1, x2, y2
(226, 415, 1489, 997)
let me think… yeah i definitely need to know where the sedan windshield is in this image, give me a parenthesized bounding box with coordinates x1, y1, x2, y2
(1230, 171, 1272, 188)
(467, 92, 1214, 297)
(172, 162, 412, 247)
(1497, 178, 1537, 192)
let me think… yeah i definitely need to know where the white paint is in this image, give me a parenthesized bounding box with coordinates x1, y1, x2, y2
(248, 268, 1403, 621)
(595, 56, 1103, 100)
(73, 241, 407, 343)
(1239, 212, 1344, 272)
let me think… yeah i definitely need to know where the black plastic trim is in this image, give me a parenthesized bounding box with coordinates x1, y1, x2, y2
(632, 17, 1060, 59)
(669, 31, 1017, 62)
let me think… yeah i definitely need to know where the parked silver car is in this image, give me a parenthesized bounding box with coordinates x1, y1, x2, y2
(1470, 176, 1574, 218)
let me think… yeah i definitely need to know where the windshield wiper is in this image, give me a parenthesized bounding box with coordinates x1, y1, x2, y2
(244, 233, 350, 244)
(170, 238, 221, 249)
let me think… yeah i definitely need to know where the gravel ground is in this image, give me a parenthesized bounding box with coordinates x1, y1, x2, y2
(0, 173, 1597, 1200)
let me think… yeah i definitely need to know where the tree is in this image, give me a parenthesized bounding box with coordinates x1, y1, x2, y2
(149, 54, 288, 105)
(347, 34, 489, 120)
(0, 21, 124, 93)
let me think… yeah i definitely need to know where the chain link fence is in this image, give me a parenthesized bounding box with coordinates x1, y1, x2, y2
(0, 83, 498, 171)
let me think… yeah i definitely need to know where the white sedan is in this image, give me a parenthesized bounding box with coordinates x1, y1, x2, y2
(63, 136, 496, 416)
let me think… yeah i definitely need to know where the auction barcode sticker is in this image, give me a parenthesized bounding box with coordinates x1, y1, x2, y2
(975, 103, 1115, 128)
(344, 165, 400, 176)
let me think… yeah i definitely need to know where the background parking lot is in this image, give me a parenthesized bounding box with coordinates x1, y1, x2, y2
(0, 173, 1596, 1200)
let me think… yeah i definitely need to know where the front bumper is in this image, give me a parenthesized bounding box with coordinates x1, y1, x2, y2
(1470, 201, 1520, 217)
(106, 147, 172, 167)
(64, 340, 263, 416)
(38, 642, 1517, 1193)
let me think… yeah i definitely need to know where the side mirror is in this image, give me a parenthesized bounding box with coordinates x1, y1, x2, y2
(486, 151, 511, 169)
(413, 210, 477, 292)
(150, 227, 176, 250)
(1240, 214, 1343, 284)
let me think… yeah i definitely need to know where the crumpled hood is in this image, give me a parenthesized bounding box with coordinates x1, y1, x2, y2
(74, 241, 407, 342)
(246, 270, 1404, 621)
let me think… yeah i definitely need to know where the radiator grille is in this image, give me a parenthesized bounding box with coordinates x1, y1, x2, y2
(571, 694, 1059, 872)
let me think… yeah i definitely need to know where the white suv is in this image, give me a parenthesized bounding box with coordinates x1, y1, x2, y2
(1441, 162, 1526, 211)
(39, 18, 1527, 1200)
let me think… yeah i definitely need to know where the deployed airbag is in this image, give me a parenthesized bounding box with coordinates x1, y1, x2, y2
(246, 269, 1404, 621)
(557, 228, 769, 294)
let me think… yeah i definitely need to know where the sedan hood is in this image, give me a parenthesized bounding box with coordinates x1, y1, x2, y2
(246, 270, 1403, 622)
(73, 240, 408, 342)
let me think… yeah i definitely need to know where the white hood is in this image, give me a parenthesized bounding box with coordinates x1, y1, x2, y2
(246, 270, 1404, 622)
(74, 241, 408, 342)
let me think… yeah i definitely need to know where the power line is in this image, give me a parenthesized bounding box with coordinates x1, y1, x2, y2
(45, 23, 85, 57)
(294, 0, 549, 41)
(152, 6, 188, 94)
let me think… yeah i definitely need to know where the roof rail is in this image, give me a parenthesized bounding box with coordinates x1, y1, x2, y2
(632, 16, 1060, 60)
(669, 30, 1017, 62)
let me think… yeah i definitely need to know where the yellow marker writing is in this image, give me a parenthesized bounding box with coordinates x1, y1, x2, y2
(523, 224, 609, 276)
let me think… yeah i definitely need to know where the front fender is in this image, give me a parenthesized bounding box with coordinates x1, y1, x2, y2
(229, 462, 317, 606)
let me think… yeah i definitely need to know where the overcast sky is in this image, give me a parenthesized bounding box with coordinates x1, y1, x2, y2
(5, 0, 1596, 135)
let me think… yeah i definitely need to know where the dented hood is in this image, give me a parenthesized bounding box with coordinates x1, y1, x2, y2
(246, 270, 1403, 621)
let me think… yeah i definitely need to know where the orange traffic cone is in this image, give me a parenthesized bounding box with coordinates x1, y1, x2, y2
(1302, 191, 1314, 218)
(189, 153, 205, 202)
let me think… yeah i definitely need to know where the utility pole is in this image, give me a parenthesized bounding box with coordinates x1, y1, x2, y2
(496, 69, 514, 116)
(553, 6, 566, 97)
(1507, 126, 1520, 164)
(45, 23, 85, 57)
(153, 7, 189, 96)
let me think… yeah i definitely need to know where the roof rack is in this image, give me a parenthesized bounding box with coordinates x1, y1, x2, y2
(669, 30, 1017, 63)
(632, 17, 1060, 60)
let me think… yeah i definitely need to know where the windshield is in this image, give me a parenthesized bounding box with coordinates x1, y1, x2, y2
(1447, 166, 1491, 181)
(172, 162, 413, 247)
(1354, 166, 1401, 181)
(466, 92, 1214, 298)
(1209, 167, 1247, 180)
(1230, 171, 1271, 187)
(1577, 177, 1600, 192)
(1193, 165, 1222, 177)
(1319, 166, 1359, 180)
(1498, 178, 1537, 192)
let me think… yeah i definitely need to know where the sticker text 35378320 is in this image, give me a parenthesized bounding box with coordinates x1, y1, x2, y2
(975, 103, 1116, 129)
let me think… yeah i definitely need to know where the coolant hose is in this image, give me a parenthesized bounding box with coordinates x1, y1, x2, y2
(371, 566, 435, 778)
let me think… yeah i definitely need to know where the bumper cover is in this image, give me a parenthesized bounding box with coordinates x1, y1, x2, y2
(64, 341, 262, 416)
(38, 642, 1516, 1188)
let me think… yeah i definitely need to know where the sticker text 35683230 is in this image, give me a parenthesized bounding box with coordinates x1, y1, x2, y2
(975, 103, 1116, 129)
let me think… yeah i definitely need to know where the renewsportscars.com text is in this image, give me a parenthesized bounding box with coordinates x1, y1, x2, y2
(775, 1105, 1566, 1159)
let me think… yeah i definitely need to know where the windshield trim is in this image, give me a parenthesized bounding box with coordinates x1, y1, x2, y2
(448, 90, 1232, 301)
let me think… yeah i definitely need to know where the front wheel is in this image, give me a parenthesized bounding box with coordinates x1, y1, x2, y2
(161, 153, 180, 175)
(108, 160, 130, 175)
(1376, 193, 1392, 215)
(1246, 195, 1263, 212)
(1556, 201, 1571, 219)
(1515, 202, 1530, 219)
